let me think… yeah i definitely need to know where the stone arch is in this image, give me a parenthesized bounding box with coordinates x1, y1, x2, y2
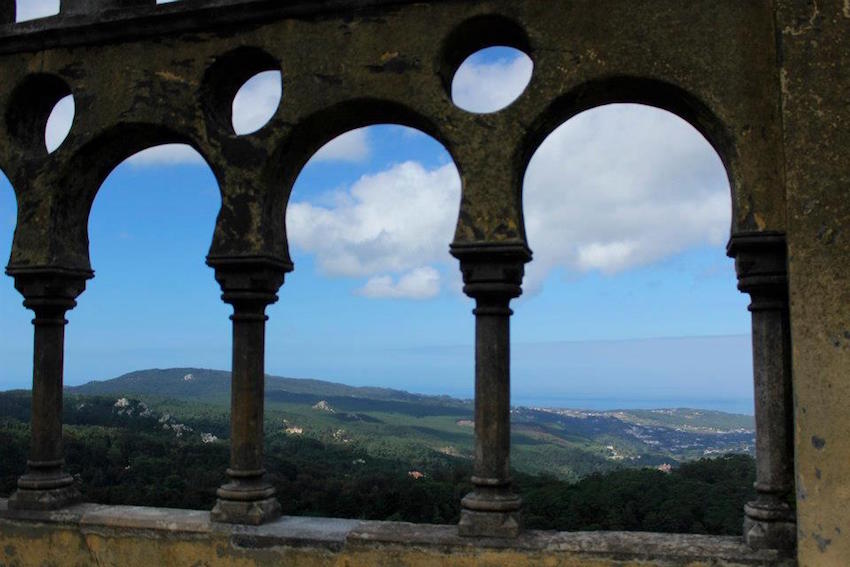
(12, 122, 221, 274)
(256, 98, 463, 268)
(516, 76, 743, 241)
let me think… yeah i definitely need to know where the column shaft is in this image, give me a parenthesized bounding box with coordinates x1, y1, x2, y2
(29, 313, 67, 471)
(229, 308, 267, 475)
(472, 301, 512, 485)
(750, 300, 794, 494)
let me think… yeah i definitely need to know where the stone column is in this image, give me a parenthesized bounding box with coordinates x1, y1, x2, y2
(6, 268, 91, 510)
(207, 257, 289, 525)
(728, 231, 795, 552)
(451, 243, 530, 538)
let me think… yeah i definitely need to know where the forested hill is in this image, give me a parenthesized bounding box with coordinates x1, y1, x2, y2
(0, 368, 760, 534)
(70, 368, 466, 408)
(60, 367, 756, 476)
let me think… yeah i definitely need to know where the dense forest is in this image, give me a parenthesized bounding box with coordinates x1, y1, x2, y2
(0, 389, 756, 535)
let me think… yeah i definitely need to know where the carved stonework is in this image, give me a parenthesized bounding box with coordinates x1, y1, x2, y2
(451, 243, 530, 538)
(727, 232, 795, 553)
(5, 267, 92, 510)
(207, 256, 291, 525)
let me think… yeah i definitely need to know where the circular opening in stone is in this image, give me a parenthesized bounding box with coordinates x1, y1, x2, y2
(451, 46, 533, 114)
(45, 94, 75, 153)
(231, 70, 282, 135)
(6, 74, 75, 155)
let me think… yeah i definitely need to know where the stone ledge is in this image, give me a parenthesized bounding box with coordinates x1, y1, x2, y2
(0, 499, 795, 566)
(0, 0, 437, 54)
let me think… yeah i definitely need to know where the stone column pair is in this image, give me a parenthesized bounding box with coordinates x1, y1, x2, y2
(7, 260, 287, 525)
(451, 231, 796, 546)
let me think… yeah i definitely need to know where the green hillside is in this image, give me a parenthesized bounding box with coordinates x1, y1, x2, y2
(72, 368, 465, 407)
(64, 368, 753, 480)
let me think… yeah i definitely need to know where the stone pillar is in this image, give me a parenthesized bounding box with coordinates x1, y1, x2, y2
(451, 243, 530, 538)
(5, 268, 92, 510)
(207, 257, 290, 525)
(727, 231, 795, 553)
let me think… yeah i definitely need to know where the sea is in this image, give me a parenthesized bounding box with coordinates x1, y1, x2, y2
(509, 396, 755, 416)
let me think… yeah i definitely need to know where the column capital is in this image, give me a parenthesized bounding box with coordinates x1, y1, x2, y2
(450, 242, 531, 302)
(6, 266, 93, 316)
(206, 255, 292, 309)
(726, 231, 787, 298)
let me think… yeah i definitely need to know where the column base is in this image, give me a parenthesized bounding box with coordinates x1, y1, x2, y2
(8, 479, 80, 511)
(211, 496, 281, 525)
(743, 501, 796, 552)
(458, 509, 521, 538)
(458, 490, 522, 538)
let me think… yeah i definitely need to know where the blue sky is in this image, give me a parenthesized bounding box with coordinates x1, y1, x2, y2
(0, 9, 754, 412)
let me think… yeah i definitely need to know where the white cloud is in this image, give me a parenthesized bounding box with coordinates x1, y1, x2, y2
(15, 0, 59, 22)
(125, 144, 205, 167)
(231, 70, 282, 135)
(357, 267, 440, 299)
(286, 104, 729, 299)
(452, 49, 533, 113)
(45, 94, 73, 153)
(310, 128, 371, 163)
(287, 160, 460, 278)
(522, 104, 730, 290)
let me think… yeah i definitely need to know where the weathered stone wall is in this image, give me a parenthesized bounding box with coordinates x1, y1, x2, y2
(776, 1, 850, 565)
(0, 0, 784, 272)
(0, 501, 793, 567)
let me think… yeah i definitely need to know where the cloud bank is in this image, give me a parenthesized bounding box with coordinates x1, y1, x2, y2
(286, 104, 729, 299)
(287, 161, 460, 298)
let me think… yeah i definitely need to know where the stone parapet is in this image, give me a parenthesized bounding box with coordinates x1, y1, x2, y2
(0, 499, 794, 566)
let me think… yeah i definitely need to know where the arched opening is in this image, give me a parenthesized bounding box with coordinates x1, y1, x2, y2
(261, 123, 472, 522)
(56, 143, 228, 508)
(513, 103, 754, 533)
(71, 144, 226, 380)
